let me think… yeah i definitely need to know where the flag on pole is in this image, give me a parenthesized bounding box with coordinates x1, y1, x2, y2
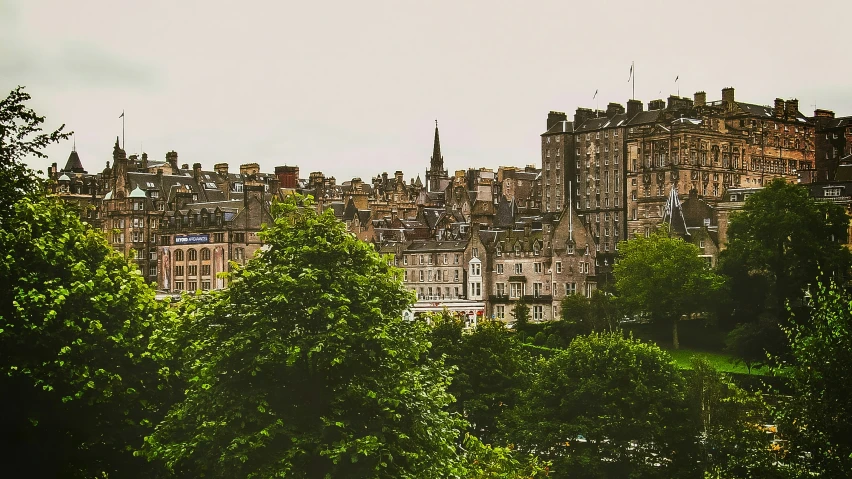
(628, 64, 633, 82)
(675, 75, 679, 82)
(119, 110, 124, 119)
(593, 89, 598, 99)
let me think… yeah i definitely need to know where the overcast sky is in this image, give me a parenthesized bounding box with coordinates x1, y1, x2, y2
(4, 0, 851, 183)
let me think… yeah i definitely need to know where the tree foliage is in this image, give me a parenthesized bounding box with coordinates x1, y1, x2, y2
(144, 196, 466, 478)
(560, 290, 620, 334)
(429, 317, 533, 444)
(685, 358, 781, 478)
(720, 178, 851, 322)
(776, 280, 852, 476)
(615, 227, 725, 349)
(0, 88, 168, 477)
(502, 332, 695, 478)
(0, 87, 71, 220)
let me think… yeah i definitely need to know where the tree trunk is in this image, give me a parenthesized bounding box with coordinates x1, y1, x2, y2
(672, 317, 680, 350)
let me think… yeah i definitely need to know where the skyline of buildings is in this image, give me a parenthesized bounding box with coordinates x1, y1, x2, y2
(47, 84, 852, 323)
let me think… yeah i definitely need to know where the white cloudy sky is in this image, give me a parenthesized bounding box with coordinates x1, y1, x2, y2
(4, 0, 851, 182)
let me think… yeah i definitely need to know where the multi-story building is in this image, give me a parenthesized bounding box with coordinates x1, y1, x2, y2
(544, 87, 816, 283)
(50, 138, 280, 294)
(812, 109, 852, 181)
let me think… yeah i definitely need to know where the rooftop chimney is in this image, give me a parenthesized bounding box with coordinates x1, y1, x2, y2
(722, 87, 735, 104)
(573, 107, 594, 127)
(694, 91, 706, 107)
(547, 111, 567, 131)
(774, 98, 785, 118)
(648, 99, 665, 111)
(606, 102, 625, 118)
(215, 163, 229, 176)
(785, 99, 799, 118)
(626, 99, 644, 117)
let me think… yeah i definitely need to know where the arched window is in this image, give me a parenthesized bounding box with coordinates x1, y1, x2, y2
(188, 249, 197, 261)
(175, 249, 184, 262)
(201, 248, 211, 261)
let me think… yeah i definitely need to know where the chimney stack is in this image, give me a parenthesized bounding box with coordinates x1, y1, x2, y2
(606, 102, 625, 118)
(722, 87, 735, 105)
(694, 91, 706, 107)
(573, 107, 594, 127)
(626, 99, 643, 117)
(785, 99, 799, 118)
(547, 111, 567, 131)
(774, 98, 785, 118)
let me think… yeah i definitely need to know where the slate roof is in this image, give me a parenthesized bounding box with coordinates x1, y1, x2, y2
(62, 150, 86, 173)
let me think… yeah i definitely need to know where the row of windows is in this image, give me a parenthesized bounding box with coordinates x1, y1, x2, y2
(172, 281, 210, 292)
(405, 269, 462, 283)
(402, 253, 462, 266)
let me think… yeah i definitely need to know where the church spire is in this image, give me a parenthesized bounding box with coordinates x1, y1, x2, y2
(427, 120, 447, 192)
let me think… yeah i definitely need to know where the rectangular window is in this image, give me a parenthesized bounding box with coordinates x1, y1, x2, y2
(454, 270, 459, 282)
(497, 263, 504, 274)
(496, 305, 505, 319)
(469, 282, 481, 296)
(419, 271, 424, 282)
(174, 281, 184, 291)
(514, 263, 523, 274)
(201, 281, 211, 291)
(471, 263, 481, 276)
(201, 265, 211, 276)
(188, 281, 197, 291)
(566, 282, 576, 295)
(533, 305, 543, 321)
(174, 265, 184, 277)
(534, 263, 542, 273)
(510, 282, 523, 298)
(496, 283, 505, 296)
(533, 283, 542, 297)
(556, 261, 562, 273)
(188, 265, 198, 276)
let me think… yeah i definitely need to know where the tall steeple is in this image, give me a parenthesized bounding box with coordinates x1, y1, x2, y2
(426, 120, 448, 192)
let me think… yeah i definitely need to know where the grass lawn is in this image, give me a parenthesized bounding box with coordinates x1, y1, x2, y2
(665, 348, 769, 376)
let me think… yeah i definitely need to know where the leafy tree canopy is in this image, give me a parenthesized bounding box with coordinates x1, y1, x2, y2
(143, 196, 466, 478)
(776, 281, 852, 476)
(0, 87, 169, 477)
(614, 227, 725, 349)
(720, 178, 851, 320)
(502, 332, 695, 478)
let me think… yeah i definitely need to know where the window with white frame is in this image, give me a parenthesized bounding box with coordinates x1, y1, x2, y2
(533, 305, 544, 321)
(510, 282, 523, 298)
(496, 283, 505, 296)
(469, 282, 481, 297)
(496, 305, 505, 319)
(534, 262, 542, 273)
(497, 263, 504, 274)
(533, 282, 542, 297)
(514, 263, 523, 274)
(556, 261, 562, 273)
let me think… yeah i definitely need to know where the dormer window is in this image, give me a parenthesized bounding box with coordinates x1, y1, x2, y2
(825, 187, 842, 197)
(514, 244, 521, 256)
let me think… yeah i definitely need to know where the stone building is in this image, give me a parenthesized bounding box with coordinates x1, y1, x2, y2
(544, 87, 815, 283)
(812, 109, 852, 181)
(49, 139, 280, 294)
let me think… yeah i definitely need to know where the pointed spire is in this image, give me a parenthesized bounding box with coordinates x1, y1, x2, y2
(431, 120, 442, 166)
(72, 132, 76, 152)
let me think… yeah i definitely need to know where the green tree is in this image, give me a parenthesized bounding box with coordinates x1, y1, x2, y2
(720, 178, 851, 323)
(144, 196, 465, 478)
(775, 280, 852, 476)
(502, 332, 696, 478)
(0, 87, 70, 219)
(560, 290, 620, 333)
(686, 358, 782, 478)
(511, 298, 530, 329)
(614, 227, 725, 349)
(724, 319, 785, 374)
(0, 88, 169, 478)
(428, 318, 533, 444)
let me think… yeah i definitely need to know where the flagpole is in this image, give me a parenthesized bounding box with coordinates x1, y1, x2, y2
(632, 61, 635, 101)
(121, 110, 125, 150)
